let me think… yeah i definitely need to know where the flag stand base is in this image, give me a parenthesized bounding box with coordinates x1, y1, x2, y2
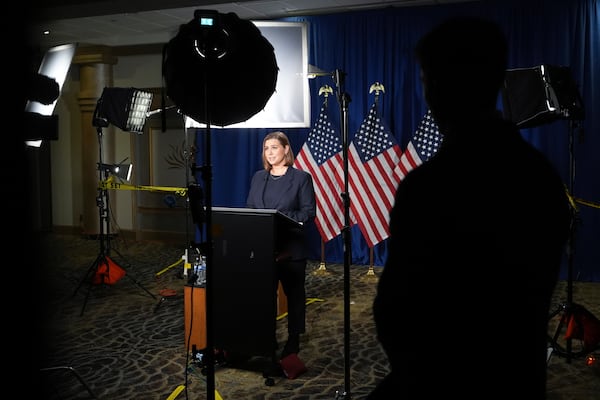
(313, 262, 333, 276)
(362, 266, 378, 283)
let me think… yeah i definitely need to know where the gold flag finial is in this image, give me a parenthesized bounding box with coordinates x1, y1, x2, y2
(369, 82, 385, 96)
(319, 85, 334, 97)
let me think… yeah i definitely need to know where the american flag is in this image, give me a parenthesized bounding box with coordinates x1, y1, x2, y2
(395, 109, 442, 180)
(348, 102, 403, 247)
(294, 104, 346, 242)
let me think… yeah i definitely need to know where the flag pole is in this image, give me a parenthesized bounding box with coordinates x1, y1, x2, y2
(312, 84, 335, 276)
(364, 83, 385, 280)
(365, 82, 385, 280)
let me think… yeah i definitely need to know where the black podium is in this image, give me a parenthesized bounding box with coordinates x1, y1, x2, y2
(211, 207, 301, 358)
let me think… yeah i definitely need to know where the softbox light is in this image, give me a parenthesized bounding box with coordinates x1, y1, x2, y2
(25, 43, 77, 144)
(94, 87, 154, 133)
(162, 10, 278, 126)
(502, 65, 584, 128)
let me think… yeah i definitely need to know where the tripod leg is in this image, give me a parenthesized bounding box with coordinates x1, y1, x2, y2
(126, 273, 157, 299)
(547, 302, 587, 360)
(153, 297, 166, 313)
(110, 248, 157, 300)
(80, 282, 92, 317)
(73, 254, 103, 297)
(74, 254, 105, 316)
(40, 366, 98, 399)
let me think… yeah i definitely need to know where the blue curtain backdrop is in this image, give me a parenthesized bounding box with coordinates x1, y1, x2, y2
(193, 0, 600, 281)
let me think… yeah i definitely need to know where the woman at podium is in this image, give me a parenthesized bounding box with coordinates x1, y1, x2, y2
(247, 131, 316, 359)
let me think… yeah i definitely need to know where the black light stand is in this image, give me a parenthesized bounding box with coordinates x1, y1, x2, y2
(73, 91, 156, 316)
(307, 67, 353, 399)
(163, 9, 278, 399)
(189, 13, 226, 399)
(503, 64, 588, 362)
(332, 69, 352, 400)
(199, 62, 217, 400)
(532, 67, 588, 363)
(547, 118, 587, 362)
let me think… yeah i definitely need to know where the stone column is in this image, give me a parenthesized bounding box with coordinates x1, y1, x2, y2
(73, 46, 118, 236)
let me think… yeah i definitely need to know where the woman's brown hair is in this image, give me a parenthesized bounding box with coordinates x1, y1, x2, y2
(262, 131, 295, 171)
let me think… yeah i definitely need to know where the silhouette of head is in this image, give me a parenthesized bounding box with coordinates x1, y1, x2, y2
(415, 17, 508, 132)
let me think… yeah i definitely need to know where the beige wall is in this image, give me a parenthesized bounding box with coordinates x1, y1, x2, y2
(50, 50, 164, 233)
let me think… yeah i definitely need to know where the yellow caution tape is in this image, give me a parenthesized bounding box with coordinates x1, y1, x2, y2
(306, 297, 325, 306)
(155, 258, 184, 278)
(166, 385, 223, 400)
(575, 197, 600, 209)
(166, 385, 185, 400)
(99, 175, 187, 196)
(564, 185, 600, 210)
(277, 297, 324, 320)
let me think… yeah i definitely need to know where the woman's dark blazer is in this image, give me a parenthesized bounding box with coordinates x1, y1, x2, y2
(246, 167, 316, 260)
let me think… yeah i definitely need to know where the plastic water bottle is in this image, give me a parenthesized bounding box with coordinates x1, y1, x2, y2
(195, 256, 206, 286)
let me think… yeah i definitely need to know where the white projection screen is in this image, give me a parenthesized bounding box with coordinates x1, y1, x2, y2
(186, 21, 310, 129)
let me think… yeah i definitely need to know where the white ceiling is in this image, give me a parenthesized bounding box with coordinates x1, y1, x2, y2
(30, 0, 476, 48)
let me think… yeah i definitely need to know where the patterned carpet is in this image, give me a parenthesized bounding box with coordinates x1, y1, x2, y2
(37, 233, 600, 399)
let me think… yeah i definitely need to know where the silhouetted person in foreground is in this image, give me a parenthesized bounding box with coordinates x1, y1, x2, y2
(369, 16, 571, 399)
